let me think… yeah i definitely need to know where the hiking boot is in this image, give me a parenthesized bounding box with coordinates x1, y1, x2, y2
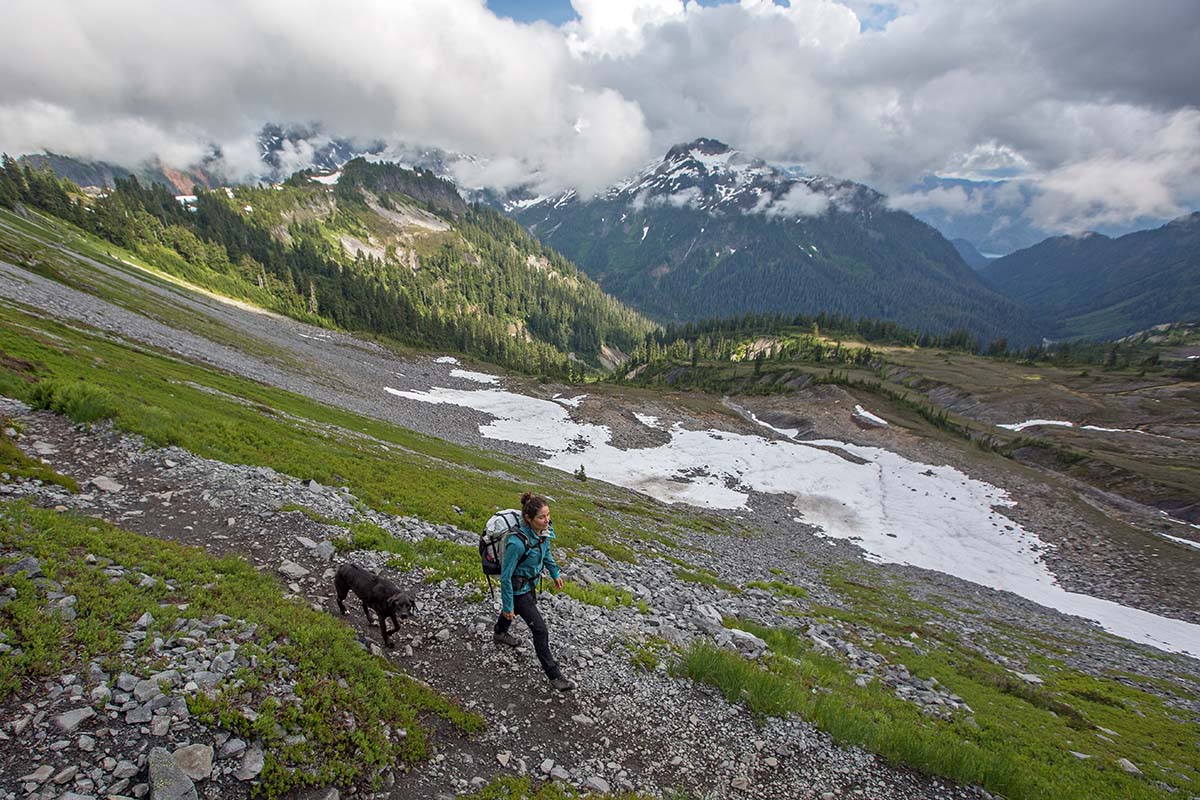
(493, 632, 521, 648)
(550, 675, 577, 692)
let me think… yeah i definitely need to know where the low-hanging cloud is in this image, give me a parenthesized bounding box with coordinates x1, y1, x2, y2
(0, 0, 1197, 235)
(764, 183, 832, 218)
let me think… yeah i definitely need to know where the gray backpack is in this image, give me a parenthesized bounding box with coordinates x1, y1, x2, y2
(479, 509, 537, 597)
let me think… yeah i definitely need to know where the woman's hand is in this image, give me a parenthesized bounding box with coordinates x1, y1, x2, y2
(553, 577, 564, 590)
(502, 611, 515, 620)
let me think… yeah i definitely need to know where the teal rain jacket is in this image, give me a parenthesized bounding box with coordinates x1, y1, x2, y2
(499, 520, 560, 614)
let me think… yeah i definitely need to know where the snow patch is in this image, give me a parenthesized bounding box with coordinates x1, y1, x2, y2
(998, 419, 1075, 431)
(552, 394, 586, 408)
(309, 171, 341, 185)
(854, 405, 889, 427)
(1159, 532, 1200, 549)
(387, 384, 1200, 657)
(434, 356, 460, 365)
(450, 368, 498, 385)
(641, 226, 650, 242)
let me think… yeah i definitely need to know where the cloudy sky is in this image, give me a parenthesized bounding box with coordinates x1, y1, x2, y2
(2, 0, 1198, 241)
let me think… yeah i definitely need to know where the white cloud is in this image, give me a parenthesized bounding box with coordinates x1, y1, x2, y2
(1026, 107, 1200, 231)
(765, 183, 832, 217)
(888, 185, 982, 217)
(0, 0, 1197, 234)
(564, 0, 687, 57)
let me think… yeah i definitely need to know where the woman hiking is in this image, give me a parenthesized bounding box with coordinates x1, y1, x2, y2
(493, 492, 576, 692)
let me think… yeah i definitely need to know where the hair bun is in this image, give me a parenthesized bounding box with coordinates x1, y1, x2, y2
(520, 492, 534, 505)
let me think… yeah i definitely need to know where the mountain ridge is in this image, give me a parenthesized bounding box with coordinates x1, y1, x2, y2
(980, 212, 1200, 340)
(515, 139, 1041, 346)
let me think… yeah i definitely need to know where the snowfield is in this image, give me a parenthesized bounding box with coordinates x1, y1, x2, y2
(449, 368, 498, 384)
(390, 382, 1200, 657)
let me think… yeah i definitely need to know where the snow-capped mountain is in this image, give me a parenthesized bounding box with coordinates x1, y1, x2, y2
(514, 139, 1040, 344)
(257, 124, 384, 177)
(513, 138, 873, 220)
(19, 125, 479, 195)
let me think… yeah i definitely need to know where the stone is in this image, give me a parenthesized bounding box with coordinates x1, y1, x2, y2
(134, 680, 163, 703)
(53, 765, 79, 784)
(584, 776, 611, 793)
(88, 476, 124, 493)
(279, 561, 310, 579)
(113, 760, 140, 779)
(549, 766, 571, 781)
(691, 604, 724, 635)
(191, 671, 220, 691)
(150, 669, 180, 688)
(172, 744, 214, 782)
(53, 706, 96, 732)
(539, 758, 554, 775)
(126, 703, 154, 724)
(1116, 758, 1142, 775)
(234, 744, 264, 781)
(19, 764, 54, 783)
(218, 738, 246, 760)
(296, 789, 339, 800)
(728, 628, 768, 657)
(3, 556, 42, 578)
(314, 541, 336, 561)
(78, 734, 96, 752)
(149, 746, 198, 800)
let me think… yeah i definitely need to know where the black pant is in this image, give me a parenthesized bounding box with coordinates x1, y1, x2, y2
(495, 590, 561, 679)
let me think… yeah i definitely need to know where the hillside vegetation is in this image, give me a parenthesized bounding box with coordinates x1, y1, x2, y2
(0, 156, 653, 378)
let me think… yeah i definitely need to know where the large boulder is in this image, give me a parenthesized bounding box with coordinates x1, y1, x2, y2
(149, 746, 198, 800)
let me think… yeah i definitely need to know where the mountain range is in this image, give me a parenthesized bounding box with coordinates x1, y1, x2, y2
(513, 139, 1039, 345)
(13, 134, 1200, 348)
(980, 213, 1200, 340)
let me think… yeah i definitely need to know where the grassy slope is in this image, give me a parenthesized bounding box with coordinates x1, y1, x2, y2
(679, 568, 1200, 800)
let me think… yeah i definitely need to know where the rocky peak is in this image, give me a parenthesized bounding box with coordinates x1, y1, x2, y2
(663, 137, 733, 161)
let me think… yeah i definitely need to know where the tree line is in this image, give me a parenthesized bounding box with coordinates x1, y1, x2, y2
(0, 157, 652, 379)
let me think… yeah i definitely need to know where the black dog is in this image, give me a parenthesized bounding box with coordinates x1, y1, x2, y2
(334, 563, 417, 647)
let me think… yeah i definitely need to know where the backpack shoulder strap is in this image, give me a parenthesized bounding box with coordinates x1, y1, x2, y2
(513, 526, 538, 554)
